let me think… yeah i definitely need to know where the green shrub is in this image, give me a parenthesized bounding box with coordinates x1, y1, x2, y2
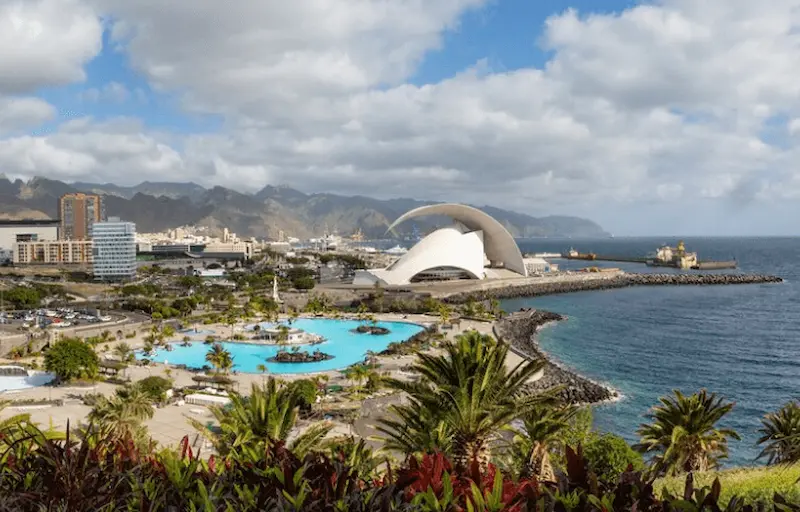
(43, 338, 99, 383)
(137, 376, 173, 402)
(584, 433, 644, 482)
(288, 379, 318, 410)
(292, 275, 316, 290)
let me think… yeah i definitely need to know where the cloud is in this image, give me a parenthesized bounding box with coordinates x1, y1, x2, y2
(80, 82, 130, 103)
(3, 0, 800, 233)
(0, 117, 184, 181)
(0, 97, 55, 135)
(0, 0, 102, 94)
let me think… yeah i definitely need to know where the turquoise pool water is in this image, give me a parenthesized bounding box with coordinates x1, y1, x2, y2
(138, 318, 424, 374)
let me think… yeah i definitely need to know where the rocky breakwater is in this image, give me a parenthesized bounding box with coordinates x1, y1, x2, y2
(495, 310, 617, 405)
(446, 272, 783, 302)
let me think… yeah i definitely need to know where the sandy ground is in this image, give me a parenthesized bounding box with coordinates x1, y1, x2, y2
(0, 313, 526, 452)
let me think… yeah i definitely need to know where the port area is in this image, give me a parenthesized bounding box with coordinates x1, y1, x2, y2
(558, 241, 737, 270)
(560, 253, 737, 270)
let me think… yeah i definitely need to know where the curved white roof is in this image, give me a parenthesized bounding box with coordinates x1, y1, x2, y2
(361, 226, 485, 285)
(388, 203, 527, 277)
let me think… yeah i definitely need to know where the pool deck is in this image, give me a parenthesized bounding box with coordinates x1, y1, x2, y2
(0, 313, 534, 452)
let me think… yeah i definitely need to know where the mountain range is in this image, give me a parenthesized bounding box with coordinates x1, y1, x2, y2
(0, 176, 608, 239)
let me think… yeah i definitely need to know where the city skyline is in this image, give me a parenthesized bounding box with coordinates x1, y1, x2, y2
(1, 1, 800, 235)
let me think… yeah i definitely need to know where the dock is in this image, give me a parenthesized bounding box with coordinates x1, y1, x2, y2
(560, 242, 737, 270)
(561, 252, 647, 264)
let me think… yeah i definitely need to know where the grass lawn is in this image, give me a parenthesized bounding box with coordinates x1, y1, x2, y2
(657, 465, 800, 505)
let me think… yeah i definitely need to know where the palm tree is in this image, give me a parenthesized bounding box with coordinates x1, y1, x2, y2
(224, 308, 239, 338)
(635, 389, 740, 476)
(505, 401, 576, 482)
(277, 324, 290, 348)
(757, 400, 800, 465)
(378, 331, 545, 470)
(87, 385, 154, 441)
(256, 363, 269, 384)
(113, 343, 135, 363)
(437, 303, 452, 326)
(205, 343, 232, 374)
(189, 379, 332, 460)
(342, 364, 372, 391)
(218, 351, 234, 375)
(142, 339, 155, 357)
(161, 324, 176, 340)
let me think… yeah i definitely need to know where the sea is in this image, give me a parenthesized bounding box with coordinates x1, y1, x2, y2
(502, 237, 800, 467)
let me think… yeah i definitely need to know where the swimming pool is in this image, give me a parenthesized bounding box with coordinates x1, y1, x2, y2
(138, 318, 425, 374)
(0, 372, 55, 392)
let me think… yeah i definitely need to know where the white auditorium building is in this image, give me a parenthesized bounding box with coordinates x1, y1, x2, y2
(353, 204, 533, 286)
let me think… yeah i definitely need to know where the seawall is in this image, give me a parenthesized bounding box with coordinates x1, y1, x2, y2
(445, 272, 783, 303)
(494, 310, 618, 405)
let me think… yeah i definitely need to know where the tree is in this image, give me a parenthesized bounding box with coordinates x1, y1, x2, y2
(161, 324, 176, 339)
(757, 400, 800, 465)
(224, 308, 239, 338)
(5, 286, 42, 309)
(137, 376, 173, 403)
(293, 276, 315, 290)
(276, 325, 290, 348)
(44, 338, 99, 383)
(342, 364, 373, 391)
(635, 389, 740, 476)
(379, 331, 545, 470)
(188, 379, 332, 461)
(113, 343, 135, 364)
(372, 282, 385, 313)
(205, 343, 233, 374)
(506, 401, 578, 482)
(87, 384, 154, 442)
(584, 433, 644, 483)
(437, 303, 452, 325)
(256, 363, 269, 384)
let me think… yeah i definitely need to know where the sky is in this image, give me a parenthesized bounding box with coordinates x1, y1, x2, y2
(1, 0, 800, 236)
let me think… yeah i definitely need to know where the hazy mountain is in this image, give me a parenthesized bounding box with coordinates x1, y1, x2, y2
(71, 181, 208, 202)
(0, 177, 609, 239)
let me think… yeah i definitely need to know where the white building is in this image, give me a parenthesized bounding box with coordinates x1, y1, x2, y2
(523, 257, 555, 274)
(0, 220, 59, 251)
(90, 217, 136, 281)
(353, 204, 528, 286)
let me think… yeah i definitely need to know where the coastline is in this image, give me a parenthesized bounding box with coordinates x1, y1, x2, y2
(494, 309, 619, 405)
(444, 272, 783, 303)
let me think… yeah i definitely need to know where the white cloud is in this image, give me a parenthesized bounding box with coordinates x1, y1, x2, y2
(0, 117, 184, 181)
(3, 0, 800, 233)
(0, 97, 55, 135)
(0, 0, 102, 94)
(80, 82, 130, 103)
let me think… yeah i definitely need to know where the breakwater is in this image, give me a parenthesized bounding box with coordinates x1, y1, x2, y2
(495, 310, 617, 405)
(445, 272, 782, 303)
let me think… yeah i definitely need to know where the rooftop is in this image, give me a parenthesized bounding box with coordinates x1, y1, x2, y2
(0, 219, 60, 227)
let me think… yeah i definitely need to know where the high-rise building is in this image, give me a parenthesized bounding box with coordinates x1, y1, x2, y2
(59, 193, 105, 240)
(90, 217, 136, 281)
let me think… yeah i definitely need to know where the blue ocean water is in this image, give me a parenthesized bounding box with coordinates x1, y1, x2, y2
(504, 237, 800, 466)
(140, 318, 424, 374)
